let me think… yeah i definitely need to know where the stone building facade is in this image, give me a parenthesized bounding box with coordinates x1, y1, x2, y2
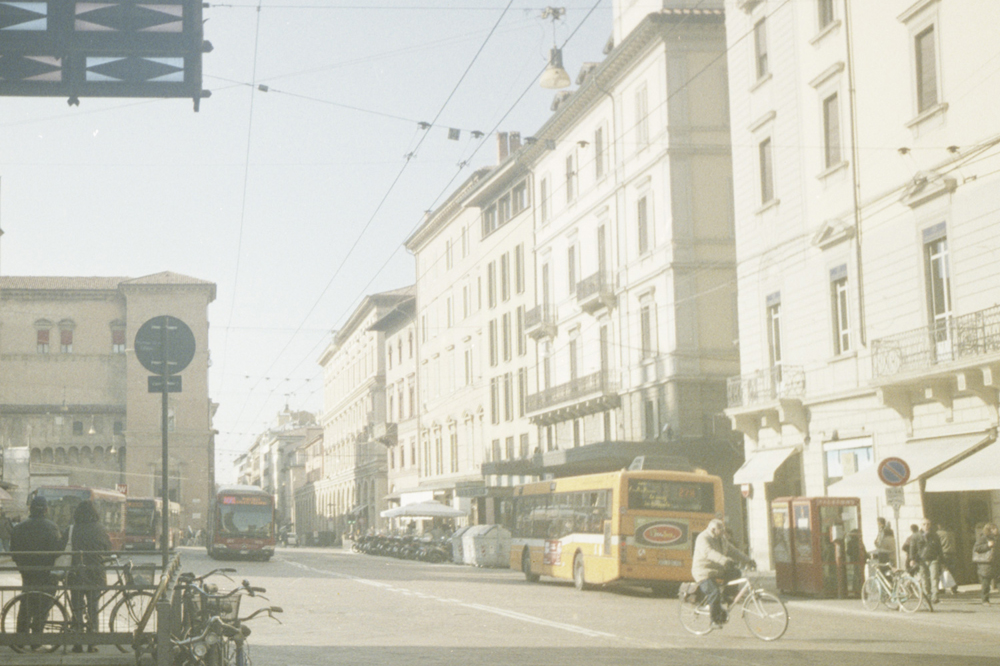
(0, 272, 216, 531)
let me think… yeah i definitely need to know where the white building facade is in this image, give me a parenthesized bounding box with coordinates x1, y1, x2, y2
(318, 288, 411, 535)
(724, 0, 1000, 580)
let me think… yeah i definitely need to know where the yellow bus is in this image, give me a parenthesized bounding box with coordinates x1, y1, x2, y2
(509, 467, 724, 595)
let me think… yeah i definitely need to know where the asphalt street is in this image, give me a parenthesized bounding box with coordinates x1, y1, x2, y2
(241, 545, 998, 666)
(2, 545, 997, 666)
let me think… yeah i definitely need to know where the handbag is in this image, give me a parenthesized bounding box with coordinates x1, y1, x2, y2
(939, 568, 957, 590)
(972, 547, 993, 564)
(54, 525, 73, 575)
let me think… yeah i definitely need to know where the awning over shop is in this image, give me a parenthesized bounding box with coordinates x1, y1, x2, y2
(828, 430, 994, 497)
(733, 447, 798, 485)
(924, 435, 1000, 493)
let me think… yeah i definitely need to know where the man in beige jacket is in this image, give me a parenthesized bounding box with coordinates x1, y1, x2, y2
(691, 519, 754, 626)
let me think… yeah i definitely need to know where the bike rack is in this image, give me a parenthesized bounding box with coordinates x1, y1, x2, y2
(0, 551, 163, 652)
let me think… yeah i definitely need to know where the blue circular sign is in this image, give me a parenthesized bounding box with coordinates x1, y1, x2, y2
(877, 457, 910, 487)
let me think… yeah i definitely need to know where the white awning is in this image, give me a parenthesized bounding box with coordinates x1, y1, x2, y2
(925, 437, 1000, 492)
(828, 431, 993, 497)
(733, 447, 798, 484)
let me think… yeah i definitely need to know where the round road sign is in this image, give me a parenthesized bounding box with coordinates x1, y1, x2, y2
(877, 457, 910, 487)
(134, 316, 196, 376)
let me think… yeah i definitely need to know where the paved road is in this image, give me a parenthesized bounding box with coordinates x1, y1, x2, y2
(5, 546, 997, 665)
(207, 545, 998, 666)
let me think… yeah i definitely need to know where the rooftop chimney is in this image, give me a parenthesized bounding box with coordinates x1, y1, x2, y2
(509, 131, 521, 153)
(497, 131, 509, 163)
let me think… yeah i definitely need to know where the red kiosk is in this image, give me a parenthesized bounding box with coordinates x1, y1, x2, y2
(771, 496, 865, 598)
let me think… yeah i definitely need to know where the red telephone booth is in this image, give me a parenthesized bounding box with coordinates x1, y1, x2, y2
(771, 497, 864, 598)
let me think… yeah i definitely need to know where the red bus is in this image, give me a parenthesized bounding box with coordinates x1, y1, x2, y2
(207, 485, 275, 561)
(124, 497, 181, 551)
(29, 486, 127, 550)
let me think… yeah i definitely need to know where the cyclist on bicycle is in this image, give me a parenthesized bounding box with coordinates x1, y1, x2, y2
(692, 519, 755, 626)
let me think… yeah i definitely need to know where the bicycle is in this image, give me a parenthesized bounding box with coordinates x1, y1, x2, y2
(678, 570, 789, 641)
(0, 555, 158, 653)
(861, 555, 930, 613)
(172, 578, 282, 666)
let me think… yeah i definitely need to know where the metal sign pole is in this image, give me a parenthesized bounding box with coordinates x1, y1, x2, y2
(160, 319, 170, 573)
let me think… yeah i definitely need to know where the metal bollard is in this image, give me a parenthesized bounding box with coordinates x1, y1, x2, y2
(156, 599, 173, 666)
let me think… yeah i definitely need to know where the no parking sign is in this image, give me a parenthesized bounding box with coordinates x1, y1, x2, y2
(877, 457, 910, 487)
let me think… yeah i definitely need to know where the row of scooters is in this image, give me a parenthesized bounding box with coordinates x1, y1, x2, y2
(352, 533, 451, 563)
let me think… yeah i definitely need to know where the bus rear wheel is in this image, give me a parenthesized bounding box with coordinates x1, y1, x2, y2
(522, 549, 539, 583)
(573, 553, 589, 591)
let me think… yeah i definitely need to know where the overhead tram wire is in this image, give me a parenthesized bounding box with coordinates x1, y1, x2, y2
(231, 0, 849, 442)
(234, 0, 707, 434)
(216, 0, 265, 413)
(227, 0, 517, 433)
(230, 0, 997, 446)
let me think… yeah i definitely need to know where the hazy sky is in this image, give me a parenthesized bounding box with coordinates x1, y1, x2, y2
(0, 1, 614, 482)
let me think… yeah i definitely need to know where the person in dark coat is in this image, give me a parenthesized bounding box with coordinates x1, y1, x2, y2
(973, 523, 998, 605)
(67, 500, 112, 652)
(9, 495, 63, 635)
(908, 518, 943, 604)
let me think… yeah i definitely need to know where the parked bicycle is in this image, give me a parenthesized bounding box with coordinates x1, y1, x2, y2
(678, 570, 789, 641)
(0, 555, 157, 653)
(171, 577, 282, 666)
(861, 554, 931, 612)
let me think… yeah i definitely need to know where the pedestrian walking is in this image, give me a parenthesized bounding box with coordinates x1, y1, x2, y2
(936, 523, 959, 594)
(0, 508, 13, 552)
(9, 496, 63, 635)
(67, 500, 112, 653)
(972, 523, 998, 605)
(909, 518, 943, 604)
(901, 524, 920, 572)
(874, 517, 897, 567)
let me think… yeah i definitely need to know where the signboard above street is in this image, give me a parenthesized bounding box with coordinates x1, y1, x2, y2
(0, 0, 211, 109)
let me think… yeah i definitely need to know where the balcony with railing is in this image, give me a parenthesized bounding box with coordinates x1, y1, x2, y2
(725, 365, 806, 441)
(526, 370, 619, 425)
(525, 304, 557, 340)
(576, 271, 616, 314)
(870, 305, 1000, 431)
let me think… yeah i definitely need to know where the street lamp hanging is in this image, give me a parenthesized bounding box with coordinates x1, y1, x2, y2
(540, 7, 570, 90)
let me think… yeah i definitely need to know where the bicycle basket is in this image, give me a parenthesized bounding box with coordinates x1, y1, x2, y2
(131, 564, 158, 588)
(201, 594, 241, 622)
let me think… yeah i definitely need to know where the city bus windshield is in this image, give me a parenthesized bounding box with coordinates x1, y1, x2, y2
(217, 496, 273, 538)
(126, 503, 157, 536)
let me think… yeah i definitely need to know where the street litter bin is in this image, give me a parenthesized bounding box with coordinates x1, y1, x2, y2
(450, 526, 472, 564)
(462, 525, 511, 568)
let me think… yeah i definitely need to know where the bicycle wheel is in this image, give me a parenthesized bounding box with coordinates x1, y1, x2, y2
(742, 591, 788, 641)
(678, 593, 714, 636)
(861, 578, 882, 611)
(0, 592, 69, 653)
(896, 576, 923, 613)
(109, 591, 156, 652)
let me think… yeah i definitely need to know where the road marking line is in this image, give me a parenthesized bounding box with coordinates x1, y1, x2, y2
(284, 560, 618, 640)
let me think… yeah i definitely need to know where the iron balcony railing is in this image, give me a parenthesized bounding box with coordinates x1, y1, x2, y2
(526, 370, 617, 413)
(577, 271, 612, 300)
(726, 365, 805, 409)
(871, 305, 1000, 379)
(525, 304, 557, 329)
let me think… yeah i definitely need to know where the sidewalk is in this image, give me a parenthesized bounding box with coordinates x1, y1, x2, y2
(783, 583, 999, 635)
